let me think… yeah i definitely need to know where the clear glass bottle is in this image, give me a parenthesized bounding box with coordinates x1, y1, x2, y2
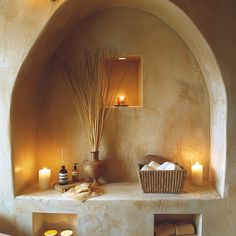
(59, 165, 68, 185)
(72, 163, 79, 182)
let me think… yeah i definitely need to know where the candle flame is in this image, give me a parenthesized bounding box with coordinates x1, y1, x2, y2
(195, 161, 199, 165)
(39, 167, 51, 173)
(118, 57, 126, 60)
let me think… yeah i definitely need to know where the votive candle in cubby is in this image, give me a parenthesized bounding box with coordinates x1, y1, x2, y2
(117, 95, 126, 106)
(191, 162, 203, 186)
(60, 230, 73, 236)
(39, 168, 51, 190)
(44, 230, 57, 236)
(120, 96, 125, 105)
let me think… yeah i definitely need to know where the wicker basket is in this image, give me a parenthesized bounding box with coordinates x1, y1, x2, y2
(137, 163, 187, 193)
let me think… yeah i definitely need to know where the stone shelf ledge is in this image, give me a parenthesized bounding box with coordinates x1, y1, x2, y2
(15, 181, 222, 202)
(14, 181, 220, 235)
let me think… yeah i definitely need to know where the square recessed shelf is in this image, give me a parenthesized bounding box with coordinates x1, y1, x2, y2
(33, 213, 77, 236)
(104, 56, 142, 107)
(154, 214, 202, 236)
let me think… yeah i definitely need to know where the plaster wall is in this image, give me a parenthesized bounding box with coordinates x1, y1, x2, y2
(0, 0, 235, 235)
(36, 7, 210, 182)
(0, 0, 60, 234)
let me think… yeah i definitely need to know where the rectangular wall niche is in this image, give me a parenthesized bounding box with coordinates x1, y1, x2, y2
(104, 56, 142, 107)
(33, 213, 77, 236)
(154, 214, 202, 236)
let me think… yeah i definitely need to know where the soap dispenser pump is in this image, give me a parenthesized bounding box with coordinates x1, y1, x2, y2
(72, 163, 79, 182)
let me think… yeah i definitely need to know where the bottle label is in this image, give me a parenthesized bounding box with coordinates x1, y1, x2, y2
(72, 171, 79, 182)
(59, 173, 68, 185)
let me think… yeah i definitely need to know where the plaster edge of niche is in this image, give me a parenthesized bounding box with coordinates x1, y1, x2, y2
(12, 0, 227, 197)
(112, 0, 228, 197)
(160, 1, 227, 197)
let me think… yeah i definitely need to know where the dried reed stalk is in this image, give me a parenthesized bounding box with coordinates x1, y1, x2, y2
(62, 49, 128, 155)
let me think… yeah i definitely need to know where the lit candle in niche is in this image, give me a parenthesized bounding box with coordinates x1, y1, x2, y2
(44, 230, 57, 236)
(117, 95, 126, 106)
(191, 162, 203, 186)
(39, 168, 51, 190)
(60, 230, 73, 236)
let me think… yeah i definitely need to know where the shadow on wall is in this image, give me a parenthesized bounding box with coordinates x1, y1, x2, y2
(0, 215, 16, 235)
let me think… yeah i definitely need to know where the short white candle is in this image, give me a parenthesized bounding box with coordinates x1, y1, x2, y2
(39, 168, 51, 190)
(191, 162, 203, 186)
(119, 96, 126, 105)
(60, 230, 73, 236)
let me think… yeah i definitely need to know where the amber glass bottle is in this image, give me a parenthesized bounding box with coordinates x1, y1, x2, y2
(59, 165, 68, 185)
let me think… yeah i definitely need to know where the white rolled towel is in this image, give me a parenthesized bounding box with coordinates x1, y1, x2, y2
(157, 162, 172, 170)
(148, 161, 160, 170)
(174, 222, 195, 235)
(141, 165, 154, 171)
(155, 223, 175, 236)
(165, 163, 182, 171)
(142, 161, 182, 171)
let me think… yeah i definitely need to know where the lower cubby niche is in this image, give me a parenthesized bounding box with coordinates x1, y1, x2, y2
(33, 213, 77, 236)
(154, 214, 202, 236)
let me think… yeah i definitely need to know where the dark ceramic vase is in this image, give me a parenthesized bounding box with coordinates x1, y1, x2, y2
(84, 151, 106, 185)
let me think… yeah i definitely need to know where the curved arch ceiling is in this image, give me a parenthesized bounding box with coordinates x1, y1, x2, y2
(11, 0, 226, 196)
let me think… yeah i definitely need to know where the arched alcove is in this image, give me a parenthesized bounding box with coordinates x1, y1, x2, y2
(11, 0, 226, 196)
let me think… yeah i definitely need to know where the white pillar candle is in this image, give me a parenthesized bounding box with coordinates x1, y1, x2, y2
(191, 162, 203, 186)
(39, 168, 51, 190)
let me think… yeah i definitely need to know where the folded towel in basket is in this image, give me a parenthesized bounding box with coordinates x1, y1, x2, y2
(164, 163, 182, 171)
(157, 162, 172, 170)
(141, 161, 182, 171)
(140, 165, 154, 171)
(148, 161, 160, 170)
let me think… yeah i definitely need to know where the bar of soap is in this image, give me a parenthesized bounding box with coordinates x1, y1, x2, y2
(155, 223, 175, 236)
(174, 223, 195, 235)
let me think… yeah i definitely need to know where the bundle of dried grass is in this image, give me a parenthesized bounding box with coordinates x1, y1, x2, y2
(62, 49, 128, 156)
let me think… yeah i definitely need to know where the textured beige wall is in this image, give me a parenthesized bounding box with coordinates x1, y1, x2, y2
(0, 0, 235, 235)
(36, 7, 210, 182)
(0, 0, 60, 234)
(172, 0, 236, 233)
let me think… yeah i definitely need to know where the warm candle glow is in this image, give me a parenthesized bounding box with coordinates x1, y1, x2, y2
(60, 230, 73, 236)
(39, 168, 51, 190)
(191, 162, 203, 186)
(44, 230, 57, 236)
(118, 57, 126, 60)
(117, 95, 126, 106)
(119, 96, 125, 101)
